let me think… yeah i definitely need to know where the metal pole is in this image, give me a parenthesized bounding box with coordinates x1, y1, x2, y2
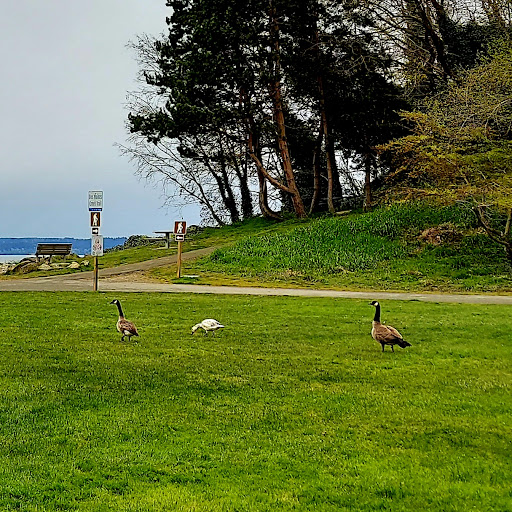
(93, 255, 99, 291)
(177, 241, 182, 278)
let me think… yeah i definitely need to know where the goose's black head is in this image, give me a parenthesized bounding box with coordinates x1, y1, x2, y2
(369, 300, 379, 307)
(110, 299, 120, 305)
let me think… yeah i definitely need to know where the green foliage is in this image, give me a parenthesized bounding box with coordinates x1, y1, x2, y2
(0, 292, 510, 510)
(204, 203, 476, 275)
(378, 39, 512, 208)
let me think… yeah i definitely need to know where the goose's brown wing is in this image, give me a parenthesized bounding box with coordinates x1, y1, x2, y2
(117, 318, 139, 336)
(373, 323, 403, 343)
(385, 324, 403, 340)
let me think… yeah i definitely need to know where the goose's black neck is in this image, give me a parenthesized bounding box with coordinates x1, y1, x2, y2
(116, 301, 124, 318)
(373, 303, 381, 323)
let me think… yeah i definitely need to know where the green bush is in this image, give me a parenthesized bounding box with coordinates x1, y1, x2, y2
(207, 203, 477, 274)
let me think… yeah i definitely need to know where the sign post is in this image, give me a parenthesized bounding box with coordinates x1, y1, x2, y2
(91, 235, 103, 290)
(174, 221, 187, 278)
(88, 191, 104, 291)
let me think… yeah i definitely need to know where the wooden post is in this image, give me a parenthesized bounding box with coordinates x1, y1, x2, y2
(177, 241, 183, 278)
(93, 255, 99, 291)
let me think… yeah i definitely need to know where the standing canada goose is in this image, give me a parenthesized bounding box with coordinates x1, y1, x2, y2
(110, 299, 139, 342)
(369, 301, 411, 352)
(191, 319, 225, 336)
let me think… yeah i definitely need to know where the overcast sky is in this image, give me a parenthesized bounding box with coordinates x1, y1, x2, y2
(1, 1, 200, 238)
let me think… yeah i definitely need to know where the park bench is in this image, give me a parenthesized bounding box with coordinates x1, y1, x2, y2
(35, 243, 73, 262)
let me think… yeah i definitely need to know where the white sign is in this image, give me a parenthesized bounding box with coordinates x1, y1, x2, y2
(88, 190, 103, 211)
(91, 235, 104, 256)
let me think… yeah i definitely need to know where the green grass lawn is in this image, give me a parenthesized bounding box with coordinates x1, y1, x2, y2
(0, 292, 510, 511)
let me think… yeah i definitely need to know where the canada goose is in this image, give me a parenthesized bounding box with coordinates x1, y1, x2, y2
(191, 319, 225, 336)
(369, 301, 411, 352)
(110, 299, 139, 342)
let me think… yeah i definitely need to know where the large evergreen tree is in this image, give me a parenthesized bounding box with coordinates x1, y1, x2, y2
(126, 0, 407, 221)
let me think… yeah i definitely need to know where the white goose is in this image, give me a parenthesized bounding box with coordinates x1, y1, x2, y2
(191, 319, 225, 336)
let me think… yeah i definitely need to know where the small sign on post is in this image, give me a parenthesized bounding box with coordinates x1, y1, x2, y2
(91, 234, 103, 292)
(174, 221, 187, 235)
(89, 190, 104, 291)
(91, 235, 104, 257)
(90, 211, 101, 228)
(88, 190, 103, 211)
(174, 221, 186, 278)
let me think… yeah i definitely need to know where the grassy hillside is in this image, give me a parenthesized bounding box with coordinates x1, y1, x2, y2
(0, 292, 510, 511)
(5, 203, 512, 293)
(152, 203, 512, 294)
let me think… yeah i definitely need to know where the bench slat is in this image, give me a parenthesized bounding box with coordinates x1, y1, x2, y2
(36, 243, 73, 255)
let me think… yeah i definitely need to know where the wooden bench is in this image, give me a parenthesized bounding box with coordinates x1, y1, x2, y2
(35, 243, 73, 262)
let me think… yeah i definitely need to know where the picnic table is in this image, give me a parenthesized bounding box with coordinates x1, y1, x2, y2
(153, 231, 174, 249)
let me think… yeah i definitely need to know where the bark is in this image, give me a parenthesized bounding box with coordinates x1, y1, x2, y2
(364, 153, 373, 212)
(199, 141, 240, 224)
(268, 1, 307, 218)
(233, 154, 254, 220)
(247, 127, 282, 220)
(309, 119, 323, 215)
(258, 168, 281, 220)
(318, 73, 337, 214)
(413, 0, 453, 79)
(312, 13, 343, 214)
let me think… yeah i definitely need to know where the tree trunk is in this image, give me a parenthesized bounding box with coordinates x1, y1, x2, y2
(363, 152, 373, 212)
(258, 168, 281, 220)
(198, 139, 240, 223)
(236, 158, 254, 220)
(218, 160, 240, 224)
(312, 12, 343, 214)
(268, 1, 306, 218)
(317, 74, 337, 214)
(246, 125, 283, 220)
(309, 119, 323, 215)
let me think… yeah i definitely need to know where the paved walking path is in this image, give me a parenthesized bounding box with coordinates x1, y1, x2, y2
(1, 247, 512, 304)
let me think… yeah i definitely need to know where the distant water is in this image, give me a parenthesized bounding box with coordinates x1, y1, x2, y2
(0, 254, 34, 263)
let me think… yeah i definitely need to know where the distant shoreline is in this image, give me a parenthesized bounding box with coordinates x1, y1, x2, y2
(0, 254, 34, 263)
(0, 237, 126, 257)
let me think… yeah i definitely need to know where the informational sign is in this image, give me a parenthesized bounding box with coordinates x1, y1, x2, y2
(91, 227, 99, 235)
(174, 221, 187, 235)
(88, 190, 103, 211)
(91, 235, 104, 256)
(90, 211, 101, 227)
(175, 234, 185, 242)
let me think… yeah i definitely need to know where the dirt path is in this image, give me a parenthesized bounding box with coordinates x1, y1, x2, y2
(1, 246, 512, 304)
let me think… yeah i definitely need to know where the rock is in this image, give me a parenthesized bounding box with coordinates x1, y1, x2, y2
(82, 260, 90, 266)
(68, 262, 80, 269)
(12, 261, 39, 274)
(38, 263, 53, 271)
